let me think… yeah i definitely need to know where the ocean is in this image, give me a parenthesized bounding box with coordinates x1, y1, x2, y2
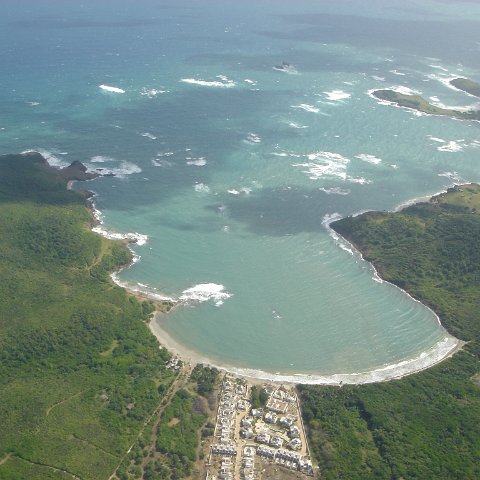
(1, 0, 480, 383)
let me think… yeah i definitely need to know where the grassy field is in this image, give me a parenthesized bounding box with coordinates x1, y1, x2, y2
(301, 185, 480, 479)
(0, 153, 179, 480)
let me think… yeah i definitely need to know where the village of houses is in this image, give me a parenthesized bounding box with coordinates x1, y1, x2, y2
(204, 374, 316, 480)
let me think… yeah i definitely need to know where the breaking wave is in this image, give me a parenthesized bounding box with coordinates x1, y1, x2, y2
(22, 149, 70, 169)
(292, 151, 371, 184)
(323, 90, 351, 102)
(186, 157, 207, 166)
(99, 84, 125, 94)
(355, 153, 382, 165)
(179, 283, 233, 307)
(85, 159, 142, 177)
(194, 183, 210, 193)
(181, 75, 236, 88)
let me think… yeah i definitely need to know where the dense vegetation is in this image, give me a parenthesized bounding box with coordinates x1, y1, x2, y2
(190, 364, 219, 397)
(372, 89, 480, 121)
(301, 184, 480, 479)
(155, 389, 207, 479)
(0, 153, 177, 480)
(450, 77, 480, 98)
(250, 385, 269, 409)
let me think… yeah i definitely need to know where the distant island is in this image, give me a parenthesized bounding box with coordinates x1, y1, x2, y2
(450, 77, 480, 98)
(372, 88, 480, 121)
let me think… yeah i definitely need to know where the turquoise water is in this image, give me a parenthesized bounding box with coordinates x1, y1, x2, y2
(2, 0, 480, 381)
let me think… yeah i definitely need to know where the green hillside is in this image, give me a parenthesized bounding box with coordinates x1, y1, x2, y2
(301, 185, 480, 479)
(0, 153, 176, 480)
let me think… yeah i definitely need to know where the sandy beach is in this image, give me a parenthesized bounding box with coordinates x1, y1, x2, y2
(74, 168, 465, 387)
(147, 308, 463, 386)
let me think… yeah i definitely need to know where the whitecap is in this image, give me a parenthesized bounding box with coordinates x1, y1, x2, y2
(371, 75, 385, 81)
(429, 64, 449, 72)
(179, 283, 232, 307)
(90, 155, 114, 163)
(140, 88, 168, 97)
(152, 159, 172, 168)
(180, 76, 236, 88)
(319, 187, 351, 195)
(291, 103, 320, 113)
(428, 136, 446, 143)
(186, 157, 207, 166)
(355, 153, 382, 165)
(141, 132, 157, 140)
(323, 90, 351, 101)
(99, 84, 125, 94)
(288, 122, 309, 129)
(389, 69, 406, 76)
(293, 151, 370, 184)
(438, 171, 464, 182)
(227, 187, 251, 195)
(244, 132, 261, 144)
(244, 79, 257, 85)
(194, 183, 210, 193)
(437, 141, 464, 152)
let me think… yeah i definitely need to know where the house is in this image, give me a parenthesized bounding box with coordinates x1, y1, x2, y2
(288, 438, 302, 451)
(240, 428, 254, 439)
(241, 417, 253, 428)
(255, 433, 271, 444)
(251, 408, 263, 417)
(289, 425, 300, 438)
(270, 436, 284, 448)
(264, 412, 278, 424)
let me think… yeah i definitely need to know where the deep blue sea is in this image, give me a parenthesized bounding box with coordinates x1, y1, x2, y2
(2, 0, 480, 383)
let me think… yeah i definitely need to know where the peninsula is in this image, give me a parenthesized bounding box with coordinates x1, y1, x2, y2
(371, 88, 480, 121)
(300, 185, 480, 478)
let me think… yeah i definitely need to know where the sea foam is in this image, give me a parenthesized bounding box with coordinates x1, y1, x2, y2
(86, 159, 142, 177)
(99, 84, 125, 94)
(179, 283, 232, 307)
(194, 183, 210, 193)
(323, 90, 351, 102)
(291, 104, 320, 114)
(355, 153, 382, 165)
(293, 151, 371, 184)
(186, 157, 207, 166)
(214, 335, 459, 385)
(181, 75, 236, 88)
(22, 149, 70, 169)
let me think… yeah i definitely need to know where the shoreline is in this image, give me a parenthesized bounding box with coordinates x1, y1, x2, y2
(148, 311, 463, 386)
(64, 155, 464, 386)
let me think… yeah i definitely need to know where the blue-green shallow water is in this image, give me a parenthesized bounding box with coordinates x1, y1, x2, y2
(2, 0, 480, 382)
